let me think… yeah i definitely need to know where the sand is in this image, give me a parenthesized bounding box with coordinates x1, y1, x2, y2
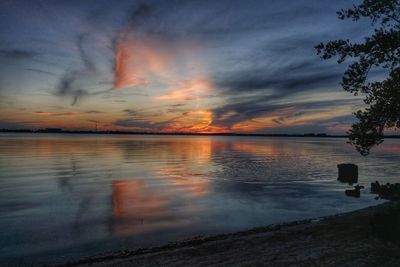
(54, 202, 400, 267)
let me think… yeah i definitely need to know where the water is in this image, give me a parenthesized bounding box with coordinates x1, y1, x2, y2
(1, 133, 399, 266)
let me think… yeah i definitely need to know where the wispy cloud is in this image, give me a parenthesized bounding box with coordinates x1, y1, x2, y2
(155, 79, 212, 101)
(23, 68, 57, 76)
(0, 49, 38, 60)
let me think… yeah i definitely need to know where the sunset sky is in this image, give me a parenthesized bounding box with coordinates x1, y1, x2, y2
(0, 0, 373, 133)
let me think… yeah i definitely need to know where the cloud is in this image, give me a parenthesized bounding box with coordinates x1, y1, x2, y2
(116, 108, 226, 133)
(122, 109, 138, 116)
(272, 118, 284, 125)
(166, 103, 186, 113)
(216, 70, 342, 94)
(55, 71, 90, 105)
(112, 3, 214, 91)
(33, 111, 54, 116)
(116, 107, 168, 131)
(85, 110, 104, 114)
(206, 30, 353, 132)
(54, 34, 111, 105)
(155, 79, 212, 101)
(23, 68, 57, 76)
(113, 37, 167, 89)
(113, 4, 156, 89)
(33, 110, 103, 116)
(0, 49, 38, 60)
(113, 118, 165, 131)
(77, 34, 96, 72)
(212, 96, 360, 132)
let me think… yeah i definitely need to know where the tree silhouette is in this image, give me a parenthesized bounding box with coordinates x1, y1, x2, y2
(316, 0, 400, 155)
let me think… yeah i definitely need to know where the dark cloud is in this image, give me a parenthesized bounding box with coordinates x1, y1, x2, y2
(216, 71, 342, 94)
(318, 114, 356, 128)
(263, 114, 357, 134)
(77, 34, 96, 72)
(0, 119, 39, 129)
(213, 34, 346, 96)
(33, 110, 104, 116)
(122, 109, 137, 116)
(113, 118, 166, 131)
(85, 110, 104, 114)
(272, 118, 284, 125)
(117, 1, 346, 38)
(126, 3, 154, 28)
(208, 27, 355, 131)
(0, 49, 38, 60)
(55, 71, 90, 105)
(212, 96, 360, 129)
(53, 34, 111, 105)
(23, 68, 57, 76)
(167, 105, 186, 113)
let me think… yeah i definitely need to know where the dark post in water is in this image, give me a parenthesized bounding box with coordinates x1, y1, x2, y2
(337, 163, 358, 184)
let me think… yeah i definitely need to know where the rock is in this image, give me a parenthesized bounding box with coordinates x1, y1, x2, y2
(345, 185, 364, 197)
(371, 182, 400, 200)
(371, 181, 380, 194)
(345, 189, 360, 198)
(337, 163, 358, 184)
(345, 185, 364, 198)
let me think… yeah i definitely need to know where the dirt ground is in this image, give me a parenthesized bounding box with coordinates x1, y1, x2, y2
(55, 202, 400, 267)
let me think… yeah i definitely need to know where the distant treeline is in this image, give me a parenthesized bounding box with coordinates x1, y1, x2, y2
(1, 128, 400, 138)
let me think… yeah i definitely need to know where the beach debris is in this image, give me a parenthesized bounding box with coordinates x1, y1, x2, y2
(370, 181, 400, 200)
(345, 185, 365, 198)
(337, 163, 358, 184)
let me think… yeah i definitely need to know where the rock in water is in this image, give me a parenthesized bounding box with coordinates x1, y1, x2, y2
(345, 185, 364, 198)
(371, 181, 381, 194)
(346, 189, 360, 198)
(370, 182, 400, 200)
(337, 163, 358, 184)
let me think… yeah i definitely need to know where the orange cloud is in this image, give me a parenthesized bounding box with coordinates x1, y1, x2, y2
(231, 118, 278, 132)
(33, 111, 83, 117)
(228, 107, 297, 132)
(33, 111, 55, 116)
(113, 37, 170, 89)
(225, 106, 355, 133)
(162, 110, 227, 134)
(155, 79, 212, 101)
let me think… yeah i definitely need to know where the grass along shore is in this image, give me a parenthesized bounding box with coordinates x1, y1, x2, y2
(52, 201, 400, 267)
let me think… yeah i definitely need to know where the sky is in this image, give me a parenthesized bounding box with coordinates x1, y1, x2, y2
(0, 0, 372, 134)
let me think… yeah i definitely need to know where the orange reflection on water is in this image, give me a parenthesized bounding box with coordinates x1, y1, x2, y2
(161, 137, 214, 164)
(111, 177, 209, 236)
(230, 141, 283, 156)
(155, 138, 213, 196)
(158, 168, 210, 197)
(113, 180, 166, 218)
(112, 179, 181, 236)
(111, 138, 215, 236)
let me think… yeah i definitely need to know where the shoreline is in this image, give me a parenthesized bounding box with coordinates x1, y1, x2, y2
(1, 130, 348, 138)
(3, 131, 400, 139)
(52, 201, 400, 267)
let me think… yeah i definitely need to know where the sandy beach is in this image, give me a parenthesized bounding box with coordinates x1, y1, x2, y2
(53, 201, 400, 267)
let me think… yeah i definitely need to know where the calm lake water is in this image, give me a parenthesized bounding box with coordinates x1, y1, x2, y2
(1, 133, 399, 266)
